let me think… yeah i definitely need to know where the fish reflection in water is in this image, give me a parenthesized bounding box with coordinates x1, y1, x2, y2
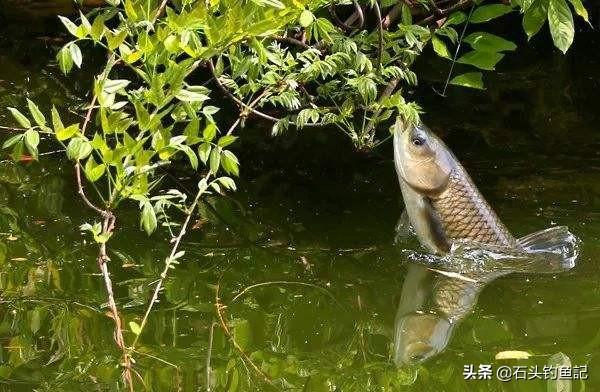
(393, 263, 489, 365)
(391, 117, 581, 365)
(393, 227, 580, 366)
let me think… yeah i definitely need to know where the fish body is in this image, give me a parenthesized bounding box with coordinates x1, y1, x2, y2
(392, 118, 579, 365)
(393, 118, 519, 253)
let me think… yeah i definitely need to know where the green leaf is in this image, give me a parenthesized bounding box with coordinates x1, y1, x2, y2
(129, 321, 142, 336)
(29, 308, 43, 334)
(57, 45, 74, 75)
(90, 15, 106, 41)
(140, 201, 157, 235)
(217, 135, 238, 148)
(2, 134, 22, 149)
(221, 150, 239, 176)
(103, 79, 131, 94)
(178, 145, 198, 170)
(249, 0, 284, 9)
(183, 118, 201, 143)
(198, 143, 211, 164)
(106, 29, 128, 50)
(431, 36, 451, 59)
(84, 157, 106, 182)
(299, 10, 314, 27)
(58, 15, 79, 37)
(203, 122, 217, 142)
(354, 77, 377, 104)
(24, 129, 39, 158)
(217, 176, 237, 191)
(568, 0, 589, 23)
(209, 147, 221, 174)
(548, 0, 574, 53)
(26, 99, 46, 127)
(443, 11, 466, 26)
(66, 137, 92, 160)
(457, 50, 504, 70)
(210, 182, 221, 194)
(70, 43, 83, 68)
(7, 107, 31, 128)
(51, 106, 64, 131)
(449, 72, 485, 89)
(175, 90, 210, 102)
(10, 139, 24, 161)
(164, 35, 179, 52)
(56, 124, 79, 141)
(471, 4, 513, 23)
(464, 32, 517, 52)
(523, 0, 548, 39)
(401, 3, 413, 24)
(521, 0, 535, 11)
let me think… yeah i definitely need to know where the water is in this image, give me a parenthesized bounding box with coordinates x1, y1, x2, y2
(1, 11, 600, 392)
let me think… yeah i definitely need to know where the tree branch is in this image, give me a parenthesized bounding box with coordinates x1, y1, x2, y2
(272, 35, 311, 50)
(208, 60, 281, 123)
(330, 0, 364, 30)
(417, 0, 472, 25)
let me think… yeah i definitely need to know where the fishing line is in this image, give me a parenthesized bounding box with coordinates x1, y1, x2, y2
(434, 2, 476, 97)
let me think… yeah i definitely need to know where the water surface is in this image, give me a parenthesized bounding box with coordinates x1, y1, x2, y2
(0, 12, 599, 392)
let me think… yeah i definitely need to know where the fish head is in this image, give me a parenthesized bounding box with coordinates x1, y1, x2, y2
(393, 312, 452, 366)
(393, 117, 453, 196)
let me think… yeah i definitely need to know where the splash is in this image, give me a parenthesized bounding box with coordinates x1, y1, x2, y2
(403, 226, 580, 277)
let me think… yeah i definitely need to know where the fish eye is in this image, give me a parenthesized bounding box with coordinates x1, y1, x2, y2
(412, 136, 425, 146)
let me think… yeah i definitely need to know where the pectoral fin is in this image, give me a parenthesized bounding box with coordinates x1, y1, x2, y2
(398, 178, 450, 254)
(394, 209, 414, 244)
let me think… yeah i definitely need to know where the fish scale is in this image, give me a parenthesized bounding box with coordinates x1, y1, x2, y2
(431, 169, 519, 248)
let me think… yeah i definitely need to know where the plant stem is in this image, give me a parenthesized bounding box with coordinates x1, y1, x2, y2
(131, 171, 212, 349)
(438, 2, 475, 96)
(76, 85, 133, 391)
(206, 320, 215, 391)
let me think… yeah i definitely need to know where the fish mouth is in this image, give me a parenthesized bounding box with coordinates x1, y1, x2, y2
(403, 341, 437, 364)
(394, 116, 409, 134)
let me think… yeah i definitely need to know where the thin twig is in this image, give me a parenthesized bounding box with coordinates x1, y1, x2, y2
(230, 281, 340, 305)
(272, 36, 311, 50)
(363, 77, 400, 144)
(437, 2, 475, 96)
(75, 163, 107, 216)
(208, 60, 280, 123)
(226, 118, 242, 136)
(0, 125, 26, 132)
(152, 0, 169, 23)
(131, 171, 212, 349)
(40, 149, 66, 156)
(330, 0, 364, 30)
(373, 1, 384, 72)
(418, 0, 472, 26)
(215, 285, 277, 389)
(132, 349, 180, 369)
(206, 320, 215, 391)
(80, 95, 97, 136)
(208, 60, 323, 128)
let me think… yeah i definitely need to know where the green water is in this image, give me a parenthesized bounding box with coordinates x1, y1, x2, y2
(1, 13, 600, 392)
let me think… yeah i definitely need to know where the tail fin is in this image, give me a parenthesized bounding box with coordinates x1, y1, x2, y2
(517, 226, 580, 271)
